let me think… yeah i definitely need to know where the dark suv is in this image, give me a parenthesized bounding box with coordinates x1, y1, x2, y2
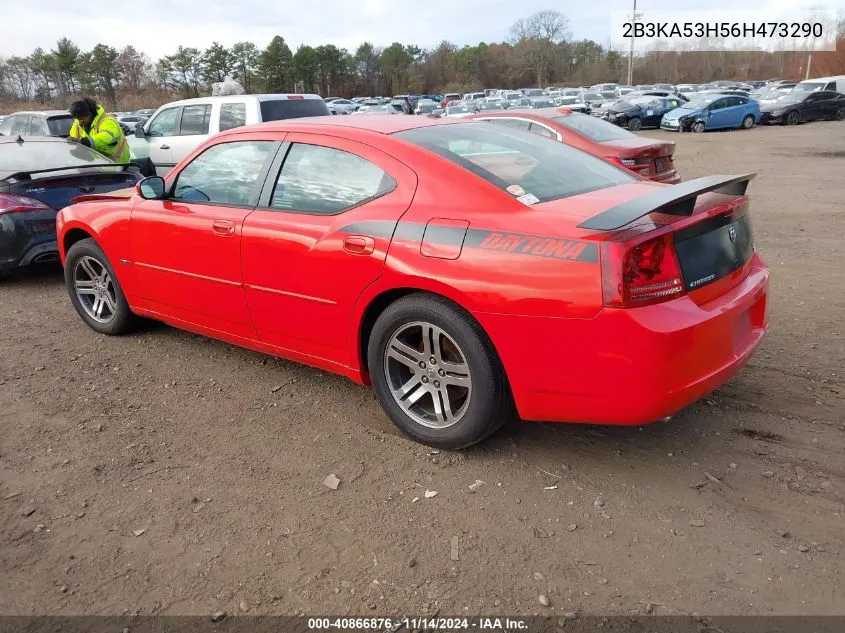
(0, 111, 75, 138)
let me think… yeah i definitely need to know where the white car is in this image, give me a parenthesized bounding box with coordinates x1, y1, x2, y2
(442, 104, 477, 118)
(129, 94, 328, 176)
(327, 99, 358, 115)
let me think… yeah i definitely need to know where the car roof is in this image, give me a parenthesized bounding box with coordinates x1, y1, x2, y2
(9, 110, 70, 118)
(223, 114, 464, 137)
(155, 94, 323, 108)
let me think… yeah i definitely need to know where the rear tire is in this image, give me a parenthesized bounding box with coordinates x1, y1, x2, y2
(627, 117, 642, 131)
(835, 107, 845, 121)
(65, 238, 135, 335)
(368, 293, 513, 449)
(741, 114, 754, 129)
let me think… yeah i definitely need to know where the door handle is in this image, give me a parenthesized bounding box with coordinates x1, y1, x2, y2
(159, 144, 170, 150)
(343, 235, 375, 255)
(212, 219, 235, 236)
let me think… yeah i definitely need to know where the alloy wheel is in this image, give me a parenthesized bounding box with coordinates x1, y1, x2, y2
(73, 255, 117, 323)
(383, 321, 472, 429)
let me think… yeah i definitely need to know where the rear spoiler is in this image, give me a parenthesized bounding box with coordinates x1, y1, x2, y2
(577, 174, 756, 231)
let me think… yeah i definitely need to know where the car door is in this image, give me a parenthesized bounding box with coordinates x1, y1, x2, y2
(141, 106, 180, 175)
(801, 93, 823, 121)
(130, 135, 280, 338)
(240, 133, 417, 366)
(168, 103, 211, 166)
(705, 98, 730, 129)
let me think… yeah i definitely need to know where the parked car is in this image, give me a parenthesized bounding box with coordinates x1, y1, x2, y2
(116, 114, 148, 135)
(130, 94, 329, 177)
(56, 116, 768, 448)
(604, 96, 685, 130)
(353, 104, 404, 115)
(553, 96, 590, 114)
(0, 111, 75, 138)
(759, 90, 845, 125)
(133, 109, 156, 118)
(442, 104, 477, 118)
(476, 101, 507, 113)
(327, 99, 358, 115)
(577, 91, 610, 109)
(414, 99, 440, 115)
(0, 136, 142, 277)
(527, 97, 556, 109)
(442, 93, 462, 106)
(463, 92, 487, 102)
(470, 108, 680, 183)
(793, 76, 845, 94)
(522, 88, 546, 98)
(661, 94, 760, 132)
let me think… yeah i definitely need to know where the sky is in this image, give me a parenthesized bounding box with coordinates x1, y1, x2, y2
(2, 0, 842, 60)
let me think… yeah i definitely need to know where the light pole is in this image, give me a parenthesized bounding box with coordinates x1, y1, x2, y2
(627, 0, 637, 86)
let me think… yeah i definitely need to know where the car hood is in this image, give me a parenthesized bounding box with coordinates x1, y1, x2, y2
(759, 101, 796, 112)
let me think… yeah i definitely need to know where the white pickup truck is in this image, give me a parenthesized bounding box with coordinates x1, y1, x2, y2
(128, 94, 329, 176)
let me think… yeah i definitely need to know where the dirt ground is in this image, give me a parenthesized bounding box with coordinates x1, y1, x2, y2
(1, 122, 843, 619)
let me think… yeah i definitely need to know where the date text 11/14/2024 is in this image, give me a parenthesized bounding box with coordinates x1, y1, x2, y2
(307, 617, 529, 630)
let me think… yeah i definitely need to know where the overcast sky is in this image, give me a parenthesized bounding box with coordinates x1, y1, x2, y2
(3, 0, 841, 60)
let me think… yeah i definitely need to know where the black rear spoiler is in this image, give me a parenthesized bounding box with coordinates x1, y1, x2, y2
(577, 174, 756, 231)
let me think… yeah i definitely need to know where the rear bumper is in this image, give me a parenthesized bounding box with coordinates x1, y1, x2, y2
(0, 210, 59, 272)
(475, 254, 769, 425)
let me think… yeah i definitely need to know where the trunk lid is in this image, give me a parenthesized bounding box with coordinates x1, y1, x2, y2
(600, 137, 676, 178)
(11, 171, 140, 211)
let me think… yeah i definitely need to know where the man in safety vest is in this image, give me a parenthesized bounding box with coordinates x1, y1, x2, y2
(68, 98, 130, 164)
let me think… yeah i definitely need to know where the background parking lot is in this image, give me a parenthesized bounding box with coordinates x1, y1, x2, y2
(1, 122, 843, 617)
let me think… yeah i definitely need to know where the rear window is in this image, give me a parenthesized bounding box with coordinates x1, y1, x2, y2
(394, 122, 635, 204)
(47, 115, 74, 137)
(552, 114, 634, 142)
(259, 98, 330, 121)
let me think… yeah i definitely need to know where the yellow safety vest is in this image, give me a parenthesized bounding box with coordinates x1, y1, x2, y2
(69, 105, 130, 164)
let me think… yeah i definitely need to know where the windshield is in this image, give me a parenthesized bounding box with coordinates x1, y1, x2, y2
(394, 122, 636, 204)
(794, 82, 824, 92)
(682, 96, 718, 109)
(552, 114, 635, 142)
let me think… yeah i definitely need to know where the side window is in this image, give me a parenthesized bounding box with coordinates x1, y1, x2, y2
(709, 99, 727, 111)
(219, 103, 247, 131)
(488, 118, 531, 132)
(11, 116, 30, 135)
(825, 82, 835, 91)
(172, 141, 275, 206)
(270, 144, 396, 215)
(147, 108, 179, 137)
(0, 116, 13, 135)
(29, 116, 50, 135)
(528, 123, 557, 140)
(179, 105, 210, 136)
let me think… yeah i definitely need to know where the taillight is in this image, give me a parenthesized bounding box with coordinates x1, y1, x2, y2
(601, 233, 686, 308)
(0, 193, 51, 216)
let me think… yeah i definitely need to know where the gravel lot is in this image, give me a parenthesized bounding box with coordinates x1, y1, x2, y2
(1, 121, 843, 618)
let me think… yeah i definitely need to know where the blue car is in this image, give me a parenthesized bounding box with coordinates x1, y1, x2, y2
(661, 94, 760, 132)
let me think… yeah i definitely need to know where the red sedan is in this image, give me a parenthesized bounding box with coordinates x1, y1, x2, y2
(470, 107, 681, 183)
(57, 116, 768, 448)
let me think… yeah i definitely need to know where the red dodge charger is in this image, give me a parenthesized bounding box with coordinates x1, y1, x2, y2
(57, 115, 768, 448)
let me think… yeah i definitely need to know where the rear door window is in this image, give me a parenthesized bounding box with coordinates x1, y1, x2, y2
(220, 103, 247, 131)
(486, 118, 531, 132)
(528, 123, 557, 139)
(47, 116, 74, 136)
(269, 144, 396, 215)
(179, 104, 211, 136)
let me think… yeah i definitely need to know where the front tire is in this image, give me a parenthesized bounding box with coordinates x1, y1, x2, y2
(835, 107, 845, 121)
(368, 293, 513, 449)
(741, 114, 754, 129)
(65, 238, 135, 335)
(786, 110, 800, 125)
(627, 117, 642, 131)
(692, 121, 706, 133)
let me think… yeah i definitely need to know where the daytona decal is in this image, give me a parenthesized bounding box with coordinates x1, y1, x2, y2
(466, 230, 598, 263)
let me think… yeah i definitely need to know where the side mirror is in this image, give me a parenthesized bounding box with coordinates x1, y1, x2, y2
(135, 125, 146, 138)
(137, 176, 165, 200)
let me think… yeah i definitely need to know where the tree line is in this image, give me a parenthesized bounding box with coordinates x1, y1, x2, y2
(1, 10, 844, 109)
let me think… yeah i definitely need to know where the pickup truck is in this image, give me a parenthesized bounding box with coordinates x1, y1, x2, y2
(128, 94, 329, 176)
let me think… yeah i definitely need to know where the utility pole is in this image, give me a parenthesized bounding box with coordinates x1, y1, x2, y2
(627, 0, 637, 86)
(806, 52, 812, 80)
